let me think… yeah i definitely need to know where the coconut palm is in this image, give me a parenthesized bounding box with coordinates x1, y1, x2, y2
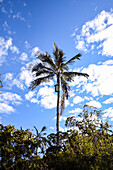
(29, 43, 89, 146)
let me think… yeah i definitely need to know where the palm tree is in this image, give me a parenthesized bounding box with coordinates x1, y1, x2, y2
(29, 43, 89, 146)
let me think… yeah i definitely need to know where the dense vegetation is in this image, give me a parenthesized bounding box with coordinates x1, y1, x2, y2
(1, 105, 113, 169)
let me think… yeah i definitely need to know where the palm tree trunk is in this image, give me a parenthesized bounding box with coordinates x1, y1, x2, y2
(57, 73, 60, 146)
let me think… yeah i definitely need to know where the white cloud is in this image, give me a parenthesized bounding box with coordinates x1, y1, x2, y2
(4, 73, 13, 81)
(13, 12, 25, 22)
(4, 73, 24, 90)
(25, 91, 36, 100)
(76, 40, 87, 51)
(31, 47, 40, 57)
(73, 96, 84, 104)
(103, 107, 113, 121)
(69, 108, 82, 115)
(19, 52, 28, 61)
(86, 100, 102, 108)
(103, 97, 113, 104)
(10, 45, 19, 54)
(0, 92, 22, 105)
(75, 10, 113, 57)
(19, 67, 33, 87)
(25, 86, 57, 109)
(24, 41, 31, 49)
(25, 91, 39, 103)
(60, 116, 67, 121)
(72, 60, 113, 97)
(38, 86, 57, 109)
(0, 103, 15, 114)
(0, 37, 12, 65)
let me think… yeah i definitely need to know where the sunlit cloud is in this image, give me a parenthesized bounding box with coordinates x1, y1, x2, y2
(19, 52, 28, 61)
(37, 86, 57, 109)
(73, 96, 84, 104)
(0, 103, 15, 114)
(0, 92, 22, 105)
(0, 37, 12, 65)
(70, 60, 113, 97)
(69, 108, 82, 115)
(103, 107, 113, 121)
(75, 10, 113, 57)
(103, 97, 113, 104)
(86, 100, 102, 108)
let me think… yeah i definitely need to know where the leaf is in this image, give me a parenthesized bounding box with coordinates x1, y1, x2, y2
(65, 53, 82, 65)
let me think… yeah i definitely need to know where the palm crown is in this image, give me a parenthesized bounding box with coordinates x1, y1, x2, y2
(29, 42, 89, 145)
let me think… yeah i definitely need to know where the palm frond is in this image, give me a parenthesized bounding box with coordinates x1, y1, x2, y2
(35, 70, 54, 77)
(53, 42, 66, 68)
(65, 53, 82, 65)
(37, 52, 56, 70)
(32, 63, 55, 73)
(61, 76, 70, 99)
(63, 71, 89, 80)
(29, 74, 54, 90)
(53, 42, 59, 62)
(41, 126, 46, 133)
(34, 126, 39, 137)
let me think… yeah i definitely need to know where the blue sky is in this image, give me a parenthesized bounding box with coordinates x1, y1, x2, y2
(0, 0, 113, 133)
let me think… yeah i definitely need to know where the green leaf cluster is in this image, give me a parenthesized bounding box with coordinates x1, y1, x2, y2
(1, 105, 113, 169)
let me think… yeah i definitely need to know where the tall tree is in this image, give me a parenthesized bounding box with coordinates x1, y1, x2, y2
(29, 43, 89, 146)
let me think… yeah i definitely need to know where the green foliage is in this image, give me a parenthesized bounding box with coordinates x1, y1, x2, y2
(0, 124, 47, 169)
(44, 105, 113, 169)
(1, 105, 113, 169)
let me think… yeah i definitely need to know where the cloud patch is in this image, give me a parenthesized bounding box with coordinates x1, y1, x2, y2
(0, 103, 15, 114)
(75, 10, 113, 57)
(103, 107, 113, 121)
(71, 60, 113, 97)
(0, 92, 22, 105)
(38, 86, 57, 109)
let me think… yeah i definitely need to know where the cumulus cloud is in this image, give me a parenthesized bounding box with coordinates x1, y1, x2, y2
(103, 107, 113, 121)
(37, 86, 57, 109)
(0, 37, 12, 65)
(69, 108, 82, 115)
(103, 97, 113, 104)
(4, 73, 24, 90)
(25, 91, 39, 103)
(71, 60, 113, 97)
(75, 10, 113, 57)
(19, 52, 28, 61)
(31, 47, 40, 57)
(86, 100, 102, 108)
(10, 45, 19, 54)
(3, 66, 33, 90)
(25, 86, 57, 109)
(19, 67, 33, 87)
(0, 92, 22, 105)
(0, 37, 21, 66)
(0, 103, 15, 114)
(73, 96, 84, 104)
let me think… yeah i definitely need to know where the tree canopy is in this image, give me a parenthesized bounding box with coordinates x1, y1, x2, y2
(1, 105, 113, 169)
